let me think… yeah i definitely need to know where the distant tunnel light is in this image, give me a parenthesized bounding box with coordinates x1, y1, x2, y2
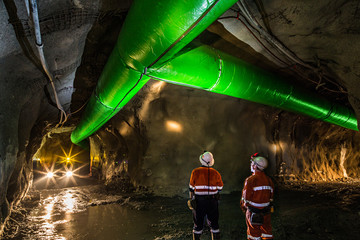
(166, 120, 183, 133)
(47, 172, 54, 178)
(66, 171, 73, 177)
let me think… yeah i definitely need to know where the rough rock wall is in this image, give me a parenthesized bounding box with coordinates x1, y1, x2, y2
(274, 116, 360, 181)
(260, 0, 360, 120)
(90, 80, 360, 197)
(243, 0, 360, 181)
(0, 0, 99, 234)
(218, 0, 360, 122)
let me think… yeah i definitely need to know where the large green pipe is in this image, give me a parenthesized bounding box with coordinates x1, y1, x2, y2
(71, 0, 238, 144)
(147, 45, 358, 130)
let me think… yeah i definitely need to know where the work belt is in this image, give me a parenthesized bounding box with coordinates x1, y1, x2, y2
(247, 205, 271, 214)
(195, 194, 219, 200)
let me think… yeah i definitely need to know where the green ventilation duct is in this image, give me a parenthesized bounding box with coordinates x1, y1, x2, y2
(72, 0, 358, 145)
(71, 0, 238, 144)
(147, 45, 358, 131)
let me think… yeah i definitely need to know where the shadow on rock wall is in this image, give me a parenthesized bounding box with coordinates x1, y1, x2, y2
(272, 115, 360, 182)
(88, 80, 359, 197)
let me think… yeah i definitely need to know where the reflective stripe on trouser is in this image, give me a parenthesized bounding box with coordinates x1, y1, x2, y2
(193, 197, 219, 233)
(247, 235, 261, 240)
(246, 209, 273, 240)
(262, 233, 274, 239)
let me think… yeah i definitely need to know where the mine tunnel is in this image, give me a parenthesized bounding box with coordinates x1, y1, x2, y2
(1, 0, 360, 239)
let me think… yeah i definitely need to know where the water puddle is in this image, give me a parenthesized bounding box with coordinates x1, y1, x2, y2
(3, 181, 359, 239)
(3, 185, 194, 240)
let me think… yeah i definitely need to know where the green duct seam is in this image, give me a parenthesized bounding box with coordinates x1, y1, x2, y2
(147, 0, 222, 69)
(93, 93, 116, 110)
(97, 67, 148, 110)
(147, 0, 239, 70)
(343, 110, 352, 123)
(85, 68, 148, 132)
(115, 0, 238, 72)
(209, 50, 223, 91)
(276, 87, 294, 107)
(320, 104, 335, 120)
(320, 104, 352, 124)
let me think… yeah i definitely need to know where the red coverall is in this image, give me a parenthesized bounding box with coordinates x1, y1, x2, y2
(241, 171, 274, 240)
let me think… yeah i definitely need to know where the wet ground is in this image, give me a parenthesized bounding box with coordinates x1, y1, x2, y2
(2, 178, 360, 240)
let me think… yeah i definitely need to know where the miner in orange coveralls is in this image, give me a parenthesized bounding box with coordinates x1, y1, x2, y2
(189, 151, 224, 240)
(240, 153, 274, 240)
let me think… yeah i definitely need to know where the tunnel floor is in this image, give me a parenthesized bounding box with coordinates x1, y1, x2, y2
(2, 179, 360, 240)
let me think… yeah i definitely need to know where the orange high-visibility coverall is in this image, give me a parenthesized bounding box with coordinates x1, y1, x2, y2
(189, 167, 223, 195)
(241, 171, 274, 240)
(189, 166, 223, 235)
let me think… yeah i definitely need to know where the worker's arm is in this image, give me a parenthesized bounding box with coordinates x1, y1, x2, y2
(189, 169, 196, 199)
(240, 178, 252, 212)
(189, 191, 194, 200)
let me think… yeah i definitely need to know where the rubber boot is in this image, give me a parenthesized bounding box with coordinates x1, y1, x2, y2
(193, 233, 201, 240)
(211, 232, 220, 240)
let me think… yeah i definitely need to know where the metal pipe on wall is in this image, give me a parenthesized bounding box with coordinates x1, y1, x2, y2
(29, 0, 67, 123)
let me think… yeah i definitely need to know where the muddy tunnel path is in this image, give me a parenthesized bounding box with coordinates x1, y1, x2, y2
(1, 179, 360, 240)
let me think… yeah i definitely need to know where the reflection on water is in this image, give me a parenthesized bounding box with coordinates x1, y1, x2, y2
(27, 191, 77, 239)
(6, 185, 182, 240)
(43, 197, 54, 220)
(3, 182, 360, 240)
(25, 193, 74, 239)
(63, 192, 75, 212)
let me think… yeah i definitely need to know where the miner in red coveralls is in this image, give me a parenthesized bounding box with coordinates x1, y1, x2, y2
(189, 151, 224, 240)
(240, 153, 274, 240)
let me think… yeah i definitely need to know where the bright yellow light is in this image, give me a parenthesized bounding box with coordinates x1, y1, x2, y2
(166, 120, 183, 133)
(47, 172, 54, 178)
(57, 144, 83, 165)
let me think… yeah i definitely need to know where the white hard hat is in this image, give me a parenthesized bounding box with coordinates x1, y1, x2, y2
(251, 156, 268, 170)
(199, 152, 214, 167)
